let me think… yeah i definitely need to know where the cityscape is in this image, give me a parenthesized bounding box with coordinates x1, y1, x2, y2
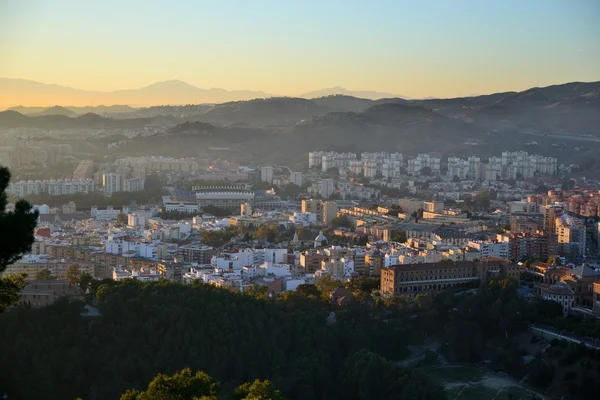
(1, 1, 600, 400)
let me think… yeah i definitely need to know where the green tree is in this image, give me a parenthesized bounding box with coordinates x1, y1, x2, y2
(330, 214, 353, 229)
(314, 274, 342, 298)
(66, 264, 81, 287)
(116, 213, 128, 224)
(0, 273, 27, 312)
(79, 272, 94, 294)
(0, 166, 38, 313)
(232, 379, 285, 400)
(35, 269, 54, 280)
(120, 368, 219, 400)
(390, 229, 407, 243)
(0, 166, 39, 272)
(294, 284, 321, 298)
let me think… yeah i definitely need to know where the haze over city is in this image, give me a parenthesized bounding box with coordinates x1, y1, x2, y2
(1, 1, 600, 400)
(1, 0, 600, 107)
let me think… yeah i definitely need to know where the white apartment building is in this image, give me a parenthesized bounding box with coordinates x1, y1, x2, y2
(467, 240, 509, 259)
(261, 166, 274, 184)
(321, 179, 335, 199)
(7, 179, 95, 197)
(123, 178, 144, 192)
(290, 171, 303, 186)
(102, 173, 122, 194)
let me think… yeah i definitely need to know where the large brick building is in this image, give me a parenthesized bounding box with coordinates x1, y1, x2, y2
(380, 258, 521, 298)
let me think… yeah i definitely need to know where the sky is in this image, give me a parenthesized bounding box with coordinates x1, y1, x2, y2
(1, 0, 599, 98)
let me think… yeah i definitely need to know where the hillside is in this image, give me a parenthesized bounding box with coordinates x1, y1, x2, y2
(197, 97, 330, 127)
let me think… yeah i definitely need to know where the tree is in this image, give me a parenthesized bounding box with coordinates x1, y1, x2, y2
(116, 213, 128, 224)
(390, 230, 407, 243)
(35, 269, 54, 280)
(66, 264, 81, 287)
(0, 274, 27, 312)
(295, 284, 321, 298)
(79, 272, 94, 294)
(0, 166, 39, 272)
(120, 368, 219, 400)
(314, 274, 342, 298)
(232, 379, 285, 400)
(330, 214, 353, 229)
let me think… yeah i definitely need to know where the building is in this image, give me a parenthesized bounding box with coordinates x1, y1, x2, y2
(321, 179, 335, 199)
(423, 201, 444, 214)
(177, 244, 215, 265)
(380, 259, 521, 298)
(91, 206, 121, 220)
(322, 201, 338, 225)
(102, 173, 122, 194)
(261, 166, 274, 184)
(123, 178, 144, 192)
(555, 215, 586, 258)
(593, 281, 600, 317)
(73, 160, 94, 179)
(240, 202, 253, 216)
(195, 191, 255, 210)
(467, 240, 509, 259)
(505, 231, 558, 261)
(541, 283, 575, 315)
(18, 280, 80, 308)
(7, 179, 94, 197)
(510, 212, 543, 233)
(290, 171, 303, 187)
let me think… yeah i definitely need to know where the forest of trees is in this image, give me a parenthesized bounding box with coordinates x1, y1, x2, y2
(0, 279, 444, 400)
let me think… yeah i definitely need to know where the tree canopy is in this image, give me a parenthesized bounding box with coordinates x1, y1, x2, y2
(0, 166, 39, 272)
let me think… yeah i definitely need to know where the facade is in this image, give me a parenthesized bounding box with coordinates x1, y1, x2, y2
(261, 166, 274, 184)
(123, 178, 144, 192)
(102, 173, 122, 194)
(7, 179, 94, 196)
(321, 179, 335, 199)
(322, 201, 338, 225)
(177, 244, 215, 265)
(555, 215, 586, 258)
(18, 280, 80, 308)
(541, 283, 575, 315)
(505, 231, 558, 261)
(290, 171, 303, 187)
(380, 259, 521, 298)
(195, 191, 255, 210)
(73, 160, 94, 179)
(467, 240, 509, 259)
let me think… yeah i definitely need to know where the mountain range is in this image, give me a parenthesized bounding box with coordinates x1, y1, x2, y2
(0, 80, 599, 167)
(0, 78, 413, 110)
(0, 78, 272, 109)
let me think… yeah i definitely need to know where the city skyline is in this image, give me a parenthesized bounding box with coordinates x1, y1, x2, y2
(1, 0, 599, 101)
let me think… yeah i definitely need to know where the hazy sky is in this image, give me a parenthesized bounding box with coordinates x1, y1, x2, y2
(1, 0, 599, 98)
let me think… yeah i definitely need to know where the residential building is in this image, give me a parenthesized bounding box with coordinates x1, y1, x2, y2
(380, 259, 521, 298)
(290, 171, 303, 187)
(321, 179, 335, 199)
(123, 178, 144, 192)
(102, 173, 122, 194)
(177, 244, 215, 265)
(322, 201, 338, 225)
(261, 166, 274, 184)
(555, 215, 586, 257)
(18, 280, 80, 308)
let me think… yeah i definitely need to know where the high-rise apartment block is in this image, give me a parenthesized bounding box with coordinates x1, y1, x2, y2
(321, 179, 335, 199)
(102, 173, 122, 194)
(261, 166, 274, 184)
(290, 171, 303, 187)
(7, 179, 95, 196)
